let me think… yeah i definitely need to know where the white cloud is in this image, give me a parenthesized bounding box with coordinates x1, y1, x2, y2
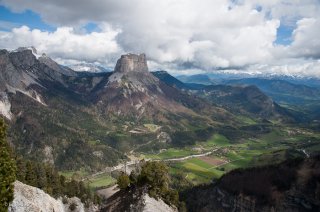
(0, 25, 121, 63)
(246, 59, 320, 78)
(0, 0, 320, 77)
(289, 18, 320, 59)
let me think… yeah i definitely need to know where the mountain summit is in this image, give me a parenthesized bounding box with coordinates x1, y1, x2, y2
(94, 53, 189, 120)
(114, 53, 148, 73)
(94, 53, 225, 126)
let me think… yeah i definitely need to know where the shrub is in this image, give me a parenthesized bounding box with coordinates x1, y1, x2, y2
(117, 173, 130, 190)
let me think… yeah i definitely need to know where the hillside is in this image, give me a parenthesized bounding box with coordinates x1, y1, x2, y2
(196, 84, 295, 122)
(183, 156, 320, 211)
(226, 78, 320, 104)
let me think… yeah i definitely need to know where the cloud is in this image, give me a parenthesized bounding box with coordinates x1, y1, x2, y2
(0, 0, 320, 77)
(289, 18, 320, 59)
(247, 59, 320, 77)
(0, 25, 121, 63)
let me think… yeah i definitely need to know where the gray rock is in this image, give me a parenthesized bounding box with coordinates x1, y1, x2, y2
(114, 53, 148, 73)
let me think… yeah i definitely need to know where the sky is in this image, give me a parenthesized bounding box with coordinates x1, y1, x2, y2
(0, 0, 320, 77)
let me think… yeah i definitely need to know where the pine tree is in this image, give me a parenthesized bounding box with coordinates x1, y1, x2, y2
(25, 161, 36, 187)
(0, 119, 16, 212)
(35, 163, 47, 189)
(15, 158, 26, 183)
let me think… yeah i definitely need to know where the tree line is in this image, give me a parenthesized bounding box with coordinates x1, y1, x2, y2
(15, 158, 101, 206)
(0, 118, 100, 212)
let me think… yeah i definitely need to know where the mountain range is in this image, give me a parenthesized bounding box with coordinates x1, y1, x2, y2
(0, 47, 302, 171)
(0, 48, 224, 170)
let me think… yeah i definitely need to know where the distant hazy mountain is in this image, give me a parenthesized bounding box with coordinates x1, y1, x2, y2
(225, 78, 320, 106)
(68, 63, 111, 73)
(177, 74, 215, 85)
(152, 70, 192, 90)
(196, 84, 295, 122)
(226, 78, 320, 98)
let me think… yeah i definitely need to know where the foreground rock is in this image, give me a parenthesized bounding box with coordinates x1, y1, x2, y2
(9, 181, 97, 212)
(102, 187, 177, 212)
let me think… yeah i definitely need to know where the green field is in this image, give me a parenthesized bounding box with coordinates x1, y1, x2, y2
(202, 134, 230, 148)
(165, 127, 320, 186)
(170, 157, 225, 184)
(236, 115, 257, 125)
(59, 169, 88, 180)
(87, 173, 116, 189)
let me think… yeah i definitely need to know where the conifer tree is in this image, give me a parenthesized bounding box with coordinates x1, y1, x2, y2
(15, 158, 26, 183)
(25, 161, 36, 187)
(35, 163, 47, 189)
(0, 119, 16, 211)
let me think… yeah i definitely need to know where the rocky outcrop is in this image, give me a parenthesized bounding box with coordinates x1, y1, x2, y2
(9, 181, 64, 212)
(102, 187, 177, 212)
(0, 92, 13, 120)
(142, 193, 177, 212)
(94, 53, 197, 121)
(114, 54, 148, 73)
(93, 53, 223, 127)
(0, 47, 74, 113)
(8, 181, 97, 212)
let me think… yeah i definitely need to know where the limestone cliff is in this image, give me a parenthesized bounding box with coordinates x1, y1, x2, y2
(114, 53, 148, 73)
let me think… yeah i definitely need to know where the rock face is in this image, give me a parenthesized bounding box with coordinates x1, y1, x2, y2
(0, 47, 76, 115)
(9, 181, 67, 212)
(8, 181, 97, 212)
(114, 54, 148, 73)
(102, 187, 177, 212)
(142, 194, 177, 212)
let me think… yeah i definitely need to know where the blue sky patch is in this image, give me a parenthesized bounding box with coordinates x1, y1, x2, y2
(0, 6, 55, 31)
(275, 22, 295, 46)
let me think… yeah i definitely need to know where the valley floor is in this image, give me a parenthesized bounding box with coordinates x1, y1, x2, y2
(60, 125, 320, 192)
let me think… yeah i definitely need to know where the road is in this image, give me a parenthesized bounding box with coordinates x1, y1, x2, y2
(87, 148, 219, 179)
(160, 149, 218, 162)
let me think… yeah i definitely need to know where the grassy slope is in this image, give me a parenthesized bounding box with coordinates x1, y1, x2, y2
(164, 126, 320, 186)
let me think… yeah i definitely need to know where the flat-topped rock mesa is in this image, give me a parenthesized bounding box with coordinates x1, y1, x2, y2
(114, 53, 148, 73)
